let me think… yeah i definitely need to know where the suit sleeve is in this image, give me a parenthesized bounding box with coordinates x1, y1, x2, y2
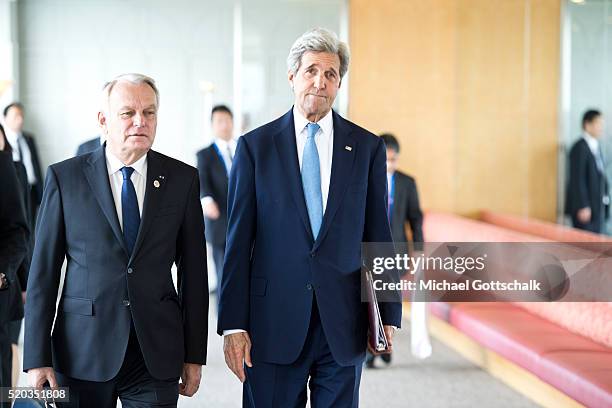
(363, 138, 402, 328)
(176, 169, 209, 364)
(23, 166, 66, 371)
(196, 151, 213, 200)
(217, 137, 256, 335)
(569, 144, 590, 212)
(0, 154, 28, 285)
(406, 178, 424, 251)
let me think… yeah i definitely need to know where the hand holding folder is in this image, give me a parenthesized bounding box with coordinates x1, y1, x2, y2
(365, 268, 392, 354)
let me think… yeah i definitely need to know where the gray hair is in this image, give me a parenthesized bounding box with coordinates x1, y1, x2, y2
(102, 73, 160, 110)
(287, 28, 350, 79)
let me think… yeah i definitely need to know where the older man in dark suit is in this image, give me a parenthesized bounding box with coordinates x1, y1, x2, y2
(218, 28, 401, 407)
(24, 74, 209, 408)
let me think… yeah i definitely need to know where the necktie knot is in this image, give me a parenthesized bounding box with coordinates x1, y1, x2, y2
(121, 166, 135, 181)
(306, 122, 320, 140)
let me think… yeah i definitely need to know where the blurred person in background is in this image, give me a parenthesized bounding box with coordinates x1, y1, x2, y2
(0, 147, 29, 408)
(196, 105, 236, 290)
(365, 132, 425, 368)
(566, 109, 610, 234)
(3, 102, 43, 226)
(0, 123, 32, 388)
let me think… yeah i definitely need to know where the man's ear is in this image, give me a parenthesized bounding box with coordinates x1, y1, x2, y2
(97, 111, 107, 132)
(288, 70, 294, 91)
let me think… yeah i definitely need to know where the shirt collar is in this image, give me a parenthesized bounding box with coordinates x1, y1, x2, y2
(293, 106, 333, 137)
(105, 145, 148, 177)
(214, 137, 236, 150)
(583, 132, 600, 153)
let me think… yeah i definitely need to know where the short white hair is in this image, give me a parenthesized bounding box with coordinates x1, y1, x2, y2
(101, 73, 159, 110)
(287, 28, 350, 79)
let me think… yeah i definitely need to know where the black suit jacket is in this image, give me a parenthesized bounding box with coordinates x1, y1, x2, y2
(0, 152, 29, 325)
(390, 171, 424, 251)
(566, 138, 610, 232)
(14, 161, 32, 292)
(196, 145, 228, 246)
(75, 136, 101, 156)
(22, 132, 44, 206)
(24, 146, 209, 382)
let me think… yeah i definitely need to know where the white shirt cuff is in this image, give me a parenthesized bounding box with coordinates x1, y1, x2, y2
(223, 329, 247, 336)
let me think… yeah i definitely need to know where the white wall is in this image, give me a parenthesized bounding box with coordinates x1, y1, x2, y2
(15, 0, 345, 171)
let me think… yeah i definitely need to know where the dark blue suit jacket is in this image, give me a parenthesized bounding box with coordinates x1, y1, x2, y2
(217, 109, 401, 367)
(196, 145, 229, 246)
(24, 146, 209, 381)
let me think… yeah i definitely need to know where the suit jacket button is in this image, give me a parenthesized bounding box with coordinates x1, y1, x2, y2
(127, 267, 133, 274)
(122, 300, 130, 306)
(306, 284, 313, 290)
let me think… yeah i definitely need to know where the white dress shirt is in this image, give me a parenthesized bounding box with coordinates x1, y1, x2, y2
(105, 146, 147, 230)
(223, 108, 334, 337)
(215, 138, 237, 174)
(4, 127, 37, 185)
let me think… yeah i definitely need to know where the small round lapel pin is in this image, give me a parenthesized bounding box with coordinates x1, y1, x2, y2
(153, 180, 161, 188)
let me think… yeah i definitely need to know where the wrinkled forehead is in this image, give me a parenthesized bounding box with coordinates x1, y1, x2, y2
(300, 51, 341, 71)
(108, 81, 158, 109)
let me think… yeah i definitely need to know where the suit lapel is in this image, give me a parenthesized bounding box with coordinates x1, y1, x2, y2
(211, 145, 229, 184)
(130, 150, 167, 262)
(83, 145, 129, 257)
(313, 111, 357, 250)
(273, 110, 314, 240)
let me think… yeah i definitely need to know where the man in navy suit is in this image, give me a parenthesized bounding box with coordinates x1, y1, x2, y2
(196, 105, 236, 287)
(218, 28, 402, 407)
(24, 74, 208, 407)
(566, 109, 610, 233)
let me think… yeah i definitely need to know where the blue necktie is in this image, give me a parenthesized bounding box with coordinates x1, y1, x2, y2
(121, 167, 140, 255)
(302, 122, 323, 239)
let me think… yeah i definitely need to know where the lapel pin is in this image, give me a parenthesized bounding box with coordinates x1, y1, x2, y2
(153, 180, 161, 188)
(345, 146, 352, 151)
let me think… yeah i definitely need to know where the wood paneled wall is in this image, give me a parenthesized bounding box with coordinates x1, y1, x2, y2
(349, 0, 560, 221)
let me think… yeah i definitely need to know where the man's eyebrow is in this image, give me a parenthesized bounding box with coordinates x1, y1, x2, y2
(305, 63, 338, 75)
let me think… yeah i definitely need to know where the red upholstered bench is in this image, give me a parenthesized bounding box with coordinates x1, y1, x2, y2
(479, 210, 612, 248)
(423, 211, 612, 407)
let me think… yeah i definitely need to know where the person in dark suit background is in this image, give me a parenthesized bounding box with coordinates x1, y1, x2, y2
(380, 133, 424, 251)
(196, 105, 235, 288)
(218, 28, 401, 407)
(365, 133, 424, 369)
(0, 123, 32, 388)
(24, 73, 209, 407)
(0, 149, 29, 408)
(566, 109, 610, 234)
(76, 135, 102, 156)
(3, 103, 44, 225)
